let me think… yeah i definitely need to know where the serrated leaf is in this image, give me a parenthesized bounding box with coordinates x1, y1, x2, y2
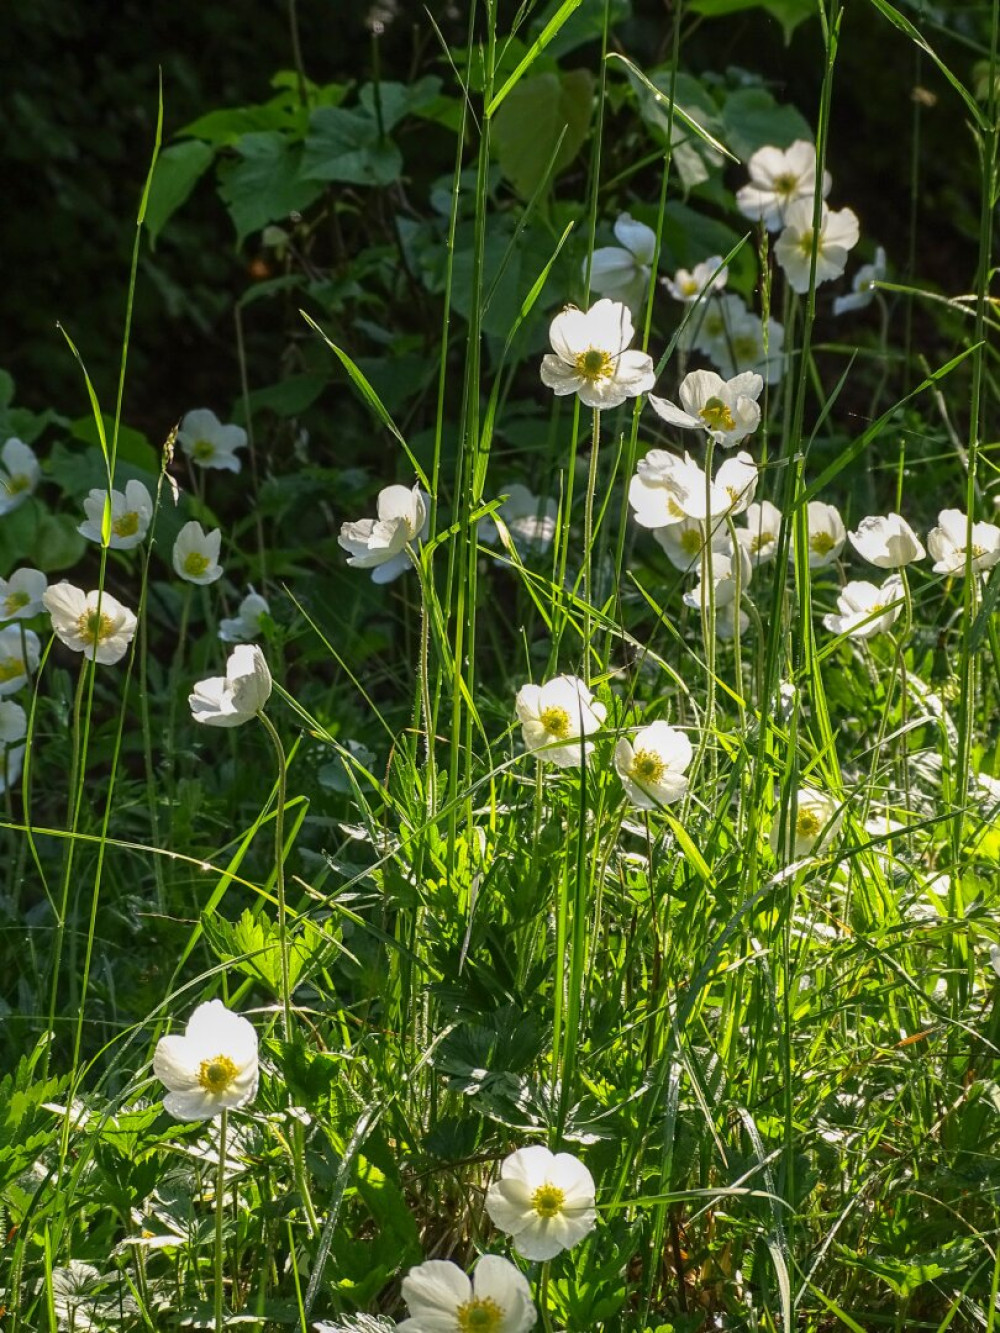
(144, 140, 215, 246)
(300, 107, 402, 186)
(492, 70, 594, 199)
(218, 133, 325, 246)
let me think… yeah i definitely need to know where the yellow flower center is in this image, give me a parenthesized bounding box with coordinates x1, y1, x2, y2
(810, 530, 836, 556)
(750, 530, 774, 554)
(457, 1297, 505, 1332)
(539, 705, 572, 739)
(574, 347, 613, 383)
(667, 496, 687, 519)
(0, 657, 23, 683)
(113, 511, 140, 539)
(703, 312, 725, 339)
(4, 474, 30, 495)
(731, 334, 760, 362)
(192, 439, 216, 461)
(773, 171, 799, 197)
(77, 610, 115, 645)
(198, 1054, 239, 1095)
(699, 397, 736, 433)
(531, 1182, 566, 1218)
(796, 228, 816, 256)
(631, 749, 665, 784)
(183, 551, 211, 578)
(971, 543, 986, 558)
(680, 527, 702, 555)
(681, 277, 698, 296)
(796, 808, 821, 840)
(3, 590, 30, 616)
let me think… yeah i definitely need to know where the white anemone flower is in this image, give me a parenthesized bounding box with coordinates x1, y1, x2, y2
(485, 1145, 597, 1261)
(681, 293, 749, 358)
(615, 721, 692, 809)
(515, 675, 607, 768)
(480, 484, 558, 559)
(173, 520, 224, 585)
(219, 589, 270, 643)
(0, 625, 40, 694)
(833, 246, 887, 316)
(177, 409, 247, 473)
(399, 1256, 536, 1333)
(653, 517, 719, 571)
(663, 255, 728, 302)
(338, 483, 429, 584)
(0, 567, 48, 620)
(774, 199, 861, 295)
(736, 140, 832, 231)
(823, 575, 903, 639)
(848, 513, 925, 568)
(540, 299, 656, 410)
(189, 644, 272, 728)
(799, 500, 846, 568)
(78, 480, 153, 550)
(42, 584, 137, 666)
(0, 438, 41, 515)
(710, 307, 786, 385)
(153, 999, 259, 1120)
(735, 500, 782, 565)
(586, 213, 657, 312)
(648, 369, 763, 448)
(770, 786, 841, 859)
(628, 450, 756, 529)
(0, 699, 26, 746)
(683, 542, 753, 611)
(927, 509, 1000, 575)
(714, 601, 750, 641)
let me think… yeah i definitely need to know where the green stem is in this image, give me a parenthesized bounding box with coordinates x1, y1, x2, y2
(582, 407, 601, 683)
(215, 1108, 228, 1333)
(257, 709, 291, 1040)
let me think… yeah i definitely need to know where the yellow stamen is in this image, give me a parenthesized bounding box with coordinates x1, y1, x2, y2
(699, 397, 736, 433)
(0, 657, 23, 683)
(183, 552, 211, 578)
(631, 749, 665, 784)
(3, 590, 30, 616)
(573, 347, 613, 383)
(192, 439, 216, 461)
(796, 809, 821, 840)
(773, 171, 800, 197)
(113, 511, 140, 539)
(810, 531, 836, 556)
(539, 706, 572, 739)
(77, 610, 115, 645)
(197, 1054, 239, 1095)
(456, 1297, 505, 1332)
(680, 528, 703, 556)
(3, 474, 30, 496)
(531, 1182, 566, 1218)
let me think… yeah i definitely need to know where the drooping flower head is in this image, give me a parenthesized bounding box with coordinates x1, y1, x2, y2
(774, 199, 860, 295)
(0, 567, 47, 621)
(42, 584, 137, 666)
(585, 213, 657, 312)
(173, 520, 224, 585)
(339, 483, 429, 584)
(78, 479, 153, 550)
(189, 644, 272, 728)
(833, 246, 887, 316)
(615, 721, 693, 810)
(515, 675, 607, 768)
(399, 1256, 536, 1333)
(219, 589, 271, 644)
(823, 575, 904, 640)
(0, 438, 41, 515)
(485, 1145, 597, 1261)
(540, 299, 656, 410)
(736, 140, 831, 231)
(649, 369, 764, 448)
(848, 513, 925, 568)
(153, 999, 259, 1120)
(177, 409, 247, 473)
(0, 626, 40, 695)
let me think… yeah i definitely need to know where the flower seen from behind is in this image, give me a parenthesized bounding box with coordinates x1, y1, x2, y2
(485, 1144, 597, 1261)
(515, 675, 607, 768)
(78, 479, 153, 549)
(823, 575, 903, 640)
(586, 213, 657, 312)
(774, 199, 860, 294)
(153, 998, 259, 1120)
(43, 584, 137, 665)
(338, 483, 429, 584)
(540, 299, 655, 410)
(173, 520, 224, 585)
(848, 513, 925, 568)
(219, 588, 271, 643)
(648, 369, 764, 448)
(0, 438, 41, 515)
(615, 721, 693, 810)
(0, 567, 47, 621)
(927, 509, 1000, 575)
(399, 1256, 536, 1333)
(0, 625, 40, 695)
(833, 246, 887, 316)
(189, 644, 272, 728)
(663, 255, 728, 303)
(177, 409, 247, 473)
(736, 140, 831, 231)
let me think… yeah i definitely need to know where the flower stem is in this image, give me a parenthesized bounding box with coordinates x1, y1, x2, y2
(257, 709, 291, 1040)
(583, 407, 601, 685)
(214, 1108, 228, 1333)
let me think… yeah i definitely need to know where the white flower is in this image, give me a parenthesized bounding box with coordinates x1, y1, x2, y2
(713, 601, 750, 641)
(628, 450, 757, 529)
(653, 516, 718, 571)
(78, 479, 153, 549)
(833, 246, 887, 316)
(736, 140, 832, 231)
(735, 500, 782, 565)
(711, 307, 786, 385)
(848, 513, 925, 568)
(0, 567, 47, 620)
(682, 542, 753, 610)
(927, 508, 1000, 575)
(515, 674, 607, 768)
(586, 213, 657, 312)
(0, 625, 40, 694)
(823, 574, 903, 639)
(0, 699, 26, 746)
(219, 589, 270, 643)
(799, 500, 846, 567)
(615, 721, 692, 809)
(481, 484, 558, 559)
(189, 644, 272, 728)
(0, 438, 41, 515)
(485, 1144, 597, 1261)
(774, 199, 861, 295)
(540, 299, 656, 410)
(153, 999, 259, 1120)
(173, 520, 224, 585)
(338, 483, 429, 584)
(648, 369, 763, 448)
(42, 584, 137, 665)
(663, 255, 728, 302)
(399, 1256, 536, 1333)
(177, 409, 247, 473)
(770, 786, 841, 859)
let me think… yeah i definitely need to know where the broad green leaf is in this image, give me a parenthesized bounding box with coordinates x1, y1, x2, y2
(688, 0, 817, 42)
(218, 132, 325, 245)
(70, 414, 159, 474)
(608, 53, 738, 163)
(300, 106, 402, 186)
(144, 140, 215, 246)
(358, 77, 442, 132)
(31, 512, 87, 573)
(492, 70, 594, 199)
(721, 87, 813, 158)
(234, 372, 327, 420)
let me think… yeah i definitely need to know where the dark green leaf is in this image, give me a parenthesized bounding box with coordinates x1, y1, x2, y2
(492, 70, 594, 199)
(144, 140, 215, 245)
(219, 132, 325, 245)
(300, 107, 402, 186)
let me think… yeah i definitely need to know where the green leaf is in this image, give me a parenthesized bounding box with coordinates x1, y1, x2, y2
(218, 132, 325, 246)
(688, 0, 817, 42)
(357, 77, 442, 132)
(234, 372, 327, 421)
(492, 70, 594, 199)
(486, 0, 586, 117)
(721, 87, 813, 159)
(609, 54, 737, 164)
(144, 140, 215, 246)
(70, 414, 160, 475)
(31, 512, 87, 572)
(300, 107, 402, 186)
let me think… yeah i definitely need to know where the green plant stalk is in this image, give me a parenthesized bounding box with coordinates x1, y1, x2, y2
(215, 1109, 228, 1333)
(582, 407, 601, 682)
(257, 709, 292, 1040)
